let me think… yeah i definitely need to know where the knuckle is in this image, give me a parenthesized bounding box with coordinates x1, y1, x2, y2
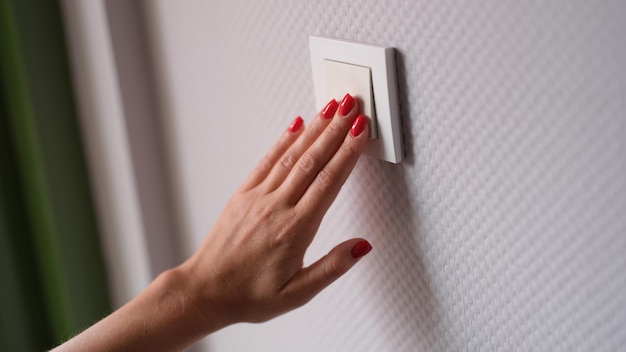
(268, 216, 299, 247)
(256, 156, 273, 174)
(296, 153, 319, 174)
(293, 203, 314, 226)
(323, 259, 345, 282)
(255, 205, 274, 222)
(279, 153, 297, 170)
(271, 230, 293, 248)
(314, 167, 338, 191)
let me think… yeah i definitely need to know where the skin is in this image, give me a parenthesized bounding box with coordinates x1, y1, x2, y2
(53, 96, 370, 351)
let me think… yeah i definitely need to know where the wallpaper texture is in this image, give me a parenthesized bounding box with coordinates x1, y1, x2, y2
(150, 1, 626, 351)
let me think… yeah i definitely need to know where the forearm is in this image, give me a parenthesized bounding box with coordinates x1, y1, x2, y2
(53, 266, 222, 352)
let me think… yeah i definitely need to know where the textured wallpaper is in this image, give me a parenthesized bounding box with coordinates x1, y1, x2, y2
(149, 0, 626, 350)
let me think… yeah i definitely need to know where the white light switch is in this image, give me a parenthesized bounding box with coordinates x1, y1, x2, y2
(310, 36, 403, 163)
(325, 59, 378, 139)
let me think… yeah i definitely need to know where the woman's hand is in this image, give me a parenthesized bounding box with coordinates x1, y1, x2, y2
(52, 93, 372, 352)
(182, 93, 373, 326)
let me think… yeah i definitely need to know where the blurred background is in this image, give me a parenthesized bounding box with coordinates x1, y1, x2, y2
(1, 0, 625, 351)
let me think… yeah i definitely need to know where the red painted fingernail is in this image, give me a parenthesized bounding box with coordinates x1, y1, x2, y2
(350, 114, 367, 137)
(351, 240, 372, 259)
(321, 99, 339, 119)
(289, 116, 303, 132)
(338, 93, 355, 116)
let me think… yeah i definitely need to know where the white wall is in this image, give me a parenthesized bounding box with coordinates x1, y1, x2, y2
(147, 1, 626, 351)
(70, 0, 626, 351)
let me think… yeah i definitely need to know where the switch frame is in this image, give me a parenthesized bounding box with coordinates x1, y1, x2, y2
(309, 35, 403, 163)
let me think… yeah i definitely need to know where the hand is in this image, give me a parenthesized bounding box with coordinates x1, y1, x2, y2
(181, 93, 373, 326)
(52, 93, 373, 352)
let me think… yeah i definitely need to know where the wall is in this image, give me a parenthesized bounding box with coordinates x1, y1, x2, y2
(89, 0, 626, 351)
(61, 0, 153, 306)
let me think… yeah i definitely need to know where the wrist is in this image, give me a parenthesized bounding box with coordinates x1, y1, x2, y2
(155, 265, 226, 336)
(52, 265, 225, 351)
(130, 265, 226, 350)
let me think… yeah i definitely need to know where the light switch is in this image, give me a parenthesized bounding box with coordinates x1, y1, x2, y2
(325, 59, 378, 139)
(310, 36, 403, 163)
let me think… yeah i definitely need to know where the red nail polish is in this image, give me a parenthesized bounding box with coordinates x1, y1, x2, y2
(351, 240, 372, 259)
(338, 93, 355, 116)
(350, 115, 367, 137)
(321, 99, 339, 119)
(289, 116, 303, 132)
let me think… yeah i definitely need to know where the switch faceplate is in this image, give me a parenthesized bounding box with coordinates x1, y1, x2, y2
(309, 35, 403, 163)
(324, 59, 378, 139)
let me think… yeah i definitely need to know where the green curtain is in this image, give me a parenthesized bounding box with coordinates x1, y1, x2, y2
(0, 0, 111, 350)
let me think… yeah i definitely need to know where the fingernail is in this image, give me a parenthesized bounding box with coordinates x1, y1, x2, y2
(289, 116, 303, 132)
(321, 99, 339, 119)
(351, 240, 372, 259)
(338, 93, 355, 116)
(350, 114, 367, 137)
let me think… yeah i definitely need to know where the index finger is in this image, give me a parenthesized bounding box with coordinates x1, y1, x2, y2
(239, 116, 304, 192)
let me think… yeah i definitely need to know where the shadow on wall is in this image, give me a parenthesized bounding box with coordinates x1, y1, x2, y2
(104, 0, 184, 276)
(350, 49, 442, 349)
(395, 51, 419, 167)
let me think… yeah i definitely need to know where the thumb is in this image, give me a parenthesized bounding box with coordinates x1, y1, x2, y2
(281, 238, 372, 307)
